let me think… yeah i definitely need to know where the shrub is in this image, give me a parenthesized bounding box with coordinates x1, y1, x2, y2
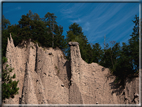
(2, 57, 19, 101)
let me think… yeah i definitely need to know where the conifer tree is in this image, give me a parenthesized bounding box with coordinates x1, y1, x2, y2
(2, 57, 19, 101)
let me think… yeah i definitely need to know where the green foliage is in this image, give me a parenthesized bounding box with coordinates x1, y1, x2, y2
(128, 15, 139, 72)
(66, 31, 76, 42)
(2, 10, 67, 57)
(66, 23, 92, 63)
(2, 15, 12, 57)
(54, 24, 67, 51)
(92, 43, 103, 64)
(2, 15, 11, 30)
(2, 57, 19, 101)
(54, 65, 60, 75)
(112, 16, 139, 76)
(2, 55, 7, 64)
(44, 12, 57, 30)
(68, 23, 83, 35)
(55, 65, 58, 70)
(99, 15, 140, 86)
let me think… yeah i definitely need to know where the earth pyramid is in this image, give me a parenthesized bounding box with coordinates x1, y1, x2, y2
(4, 34, 139, 104)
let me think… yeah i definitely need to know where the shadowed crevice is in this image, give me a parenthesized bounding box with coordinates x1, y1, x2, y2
(64, 60, 72, 88)
(19, 62, 28, 105)
(69, 82, 83, 104)
(35, 44, 38, 73)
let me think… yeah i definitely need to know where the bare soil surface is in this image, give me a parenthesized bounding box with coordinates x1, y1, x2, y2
(3, 35, 139, 105)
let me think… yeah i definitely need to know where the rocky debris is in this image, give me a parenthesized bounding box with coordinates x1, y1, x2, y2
(61, 84, 64, 87)
(134, 93, 139, 98)
(48, 52, 52, 55)
(3, 34, 139, 104)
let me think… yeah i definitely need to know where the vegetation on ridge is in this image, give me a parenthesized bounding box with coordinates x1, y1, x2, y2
(2, 10, 140, 100)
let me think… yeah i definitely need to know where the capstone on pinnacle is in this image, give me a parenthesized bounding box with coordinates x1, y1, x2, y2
(68, 42, 79, 46)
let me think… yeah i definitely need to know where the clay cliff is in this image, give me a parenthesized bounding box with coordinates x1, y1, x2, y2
(3, 34, 139, 104)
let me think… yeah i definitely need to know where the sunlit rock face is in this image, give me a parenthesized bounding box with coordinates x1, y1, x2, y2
(4, 34, 139, 104)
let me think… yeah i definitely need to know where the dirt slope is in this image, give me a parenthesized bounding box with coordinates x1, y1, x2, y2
(3, 34, 139, 104)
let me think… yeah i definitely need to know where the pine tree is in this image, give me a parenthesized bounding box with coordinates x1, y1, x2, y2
(128, 15, 139, 72)
(44, 12, 57, 48)
(92, 43, 103, 64)
(107, 15, 140, 85)
(2, 57, 19, 101)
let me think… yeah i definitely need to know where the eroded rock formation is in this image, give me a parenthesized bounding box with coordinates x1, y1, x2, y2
(3, 34, 139, 104)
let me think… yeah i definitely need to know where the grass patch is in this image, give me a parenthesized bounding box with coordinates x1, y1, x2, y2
(30, 46, 34, 49)
(54, 65, 60, 75)
(55, 65, 58, 70)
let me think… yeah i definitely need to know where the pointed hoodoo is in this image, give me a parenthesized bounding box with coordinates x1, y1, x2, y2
(7, 34, 11, 48)
(68, 41, 82, 79)
(6, 33, 15, 58)
(68, 42, 83, 104)
(9, 33, 15, 47)
(10, 33, 12, 42)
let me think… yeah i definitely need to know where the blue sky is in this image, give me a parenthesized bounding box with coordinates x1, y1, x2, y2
(2, 1, 139, 48)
